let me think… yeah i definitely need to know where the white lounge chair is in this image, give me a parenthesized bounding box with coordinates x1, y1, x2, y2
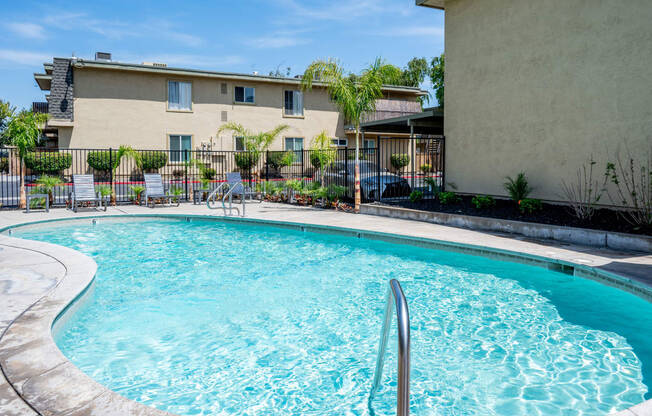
(69, 174, 104, 212)
(143, 173, 173, 208)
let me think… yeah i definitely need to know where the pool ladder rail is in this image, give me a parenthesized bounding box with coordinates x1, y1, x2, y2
(206, 183, 245, 216)
(369, 279, 411, 416)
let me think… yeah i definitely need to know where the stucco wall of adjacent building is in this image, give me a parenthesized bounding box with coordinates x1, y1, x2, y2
(61, 67, 347, 151)
(444, 0, 652, 204)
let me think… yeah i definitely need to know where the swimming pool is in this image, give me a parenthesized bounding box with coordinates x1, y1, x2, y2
(14, 217, 652, 415)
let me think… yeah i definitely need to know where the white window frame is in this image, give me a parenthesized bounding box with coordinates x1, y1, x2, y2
(234, 86, 255, 104)
(169, 134, 193, 162)
(283, 90, 304, 117)
(167, 80, 192, 111)
(234, 136, 245, 152)
(331, 138, 348, 147)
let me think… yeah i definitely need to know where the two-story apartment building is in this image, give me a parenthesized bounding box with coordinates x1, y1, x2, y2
(33, 54, 425, 158)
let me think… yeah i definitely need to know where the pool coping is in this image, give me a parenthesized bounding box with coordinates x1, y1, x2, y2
(0, 213, 650, 416)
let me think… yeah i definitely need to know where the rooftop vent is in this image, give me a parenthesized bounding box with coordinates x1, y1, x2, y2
(95, 52, 112, 61)
(142, 62, 167, 68)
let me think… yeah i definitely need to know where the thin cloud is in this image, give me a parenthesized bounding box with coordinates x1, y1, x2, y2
(6, 22, 46, 39)
(0, 49, 50, 65)
(385, 26, 444, 37)
(244, 36, 310, 49)
(42, 12, 203, 47)
(272, 0, 411, 22)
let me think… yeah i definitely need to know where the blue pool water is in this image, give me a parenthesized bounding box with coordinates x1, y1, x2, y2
(15, 218, 652, 415)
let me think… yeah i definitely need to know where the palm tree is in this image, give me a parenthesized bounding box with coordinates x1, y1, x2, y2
(301, 58, 384, 212)
(310, 130, 337, 187)
(217, 122, 289, 175)
(5, 110, 48, 208)
(110, 145, 140, 205)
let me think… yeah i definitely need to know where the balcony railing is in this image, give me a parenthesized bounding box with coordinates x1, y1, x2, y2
(32, 102, 49, 114)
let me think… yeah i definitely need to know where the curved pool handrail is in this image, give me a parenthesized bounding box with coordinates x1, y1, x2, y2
(206, 183, 244, 216)
(369, 278, 411, 416)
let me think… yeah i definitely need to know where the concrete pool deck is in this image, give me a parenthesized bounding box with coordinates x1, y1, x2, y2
(0, 202, 651, 415)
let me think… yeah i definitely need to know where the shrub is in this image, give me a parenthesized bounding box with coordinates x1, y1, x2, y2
(390, 154, 410, 171)
(201, 167, 216, 180)
(234, 152, 259, 170)
(0, 157, 8, 173)
(504, 172, 533, 202)
(471, 195, 495, 209)
(87, 151, 119, 172)
(409, 190, 424, 203)
(172, 169, 184, 178)
(268, 151, 295, 170)
(604, 148, 652, 228)
(139, 151, 168, 171)
(519, 198, 542, 214)
(420, 164, 432, 173)
(24, 152, 72, 174)
(424, 177, 440, 194)
(560, 156, 606, 221)
(439, 191, 460, 205)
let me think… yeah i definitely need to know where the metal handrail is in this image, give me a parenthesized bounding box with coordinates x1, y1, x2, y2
(369, 279, 411, 416)
(206, 183, 244, 216)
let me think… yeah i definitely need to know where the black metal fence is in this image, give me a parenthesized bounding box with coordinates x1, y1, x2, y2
(0, 139, 443, 209)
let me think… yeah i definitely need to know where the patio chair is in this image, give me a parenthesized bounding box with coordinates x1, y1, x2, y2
(206, 171, 260, 216)
(0, 176, 20, 208)
(69, 174, 104, 212)
(143, 173, 173, 208)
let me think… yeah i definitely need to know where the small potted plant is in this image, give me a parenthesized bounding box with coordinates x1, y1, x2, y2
(129, 185, 145, 205)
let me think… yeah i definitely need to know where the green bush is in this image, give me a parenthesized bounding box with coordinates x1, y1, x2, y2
(268, 151, 295, 170)
(519, 198, 542, 214)
(234, 152, 259, 170)
(504, 172, 533, 202)
(87, 151, 119, 172)
(139, 151, 168, 171)
(0, 157, 8, 173)
(24, 152, 72, 174)
(201, 167, 216, 180)
(390, 154, 410, 171)
(439, 191, 460, 205)
(420, 164, 432, 173)
(471, 195, 495, 209)
(409, 190, 424, 203)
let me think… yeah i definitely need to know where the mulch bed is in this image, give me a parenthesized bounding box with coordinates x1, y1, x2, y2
(381, 195, 651, 236)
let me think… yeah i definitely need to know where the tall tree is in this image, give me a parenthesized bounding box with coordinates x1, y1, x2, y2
(430, 53, 445, 107)
(402, 57, 429, 88)
(0, 100, 15, 146)
(301, 58, 384, 213)
(5, 110, 48, 208)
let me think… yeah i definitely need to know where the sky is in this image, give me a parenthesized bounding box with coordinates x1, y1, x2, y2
(0, 0, 444, 110)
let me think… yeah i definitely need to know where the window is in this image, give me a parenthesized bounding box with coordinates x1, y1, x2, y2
(364, 139, 376, 155)
(235, 136, 245, 152)
(331, 138, 348, 147)
(168, 81, 192, 111)
(234, 86, 255, 103)
(285, 137, 304, 162)
(284, 90, 303, 116)
(220, 82, 227, 94)
(169, 135, 192, 162)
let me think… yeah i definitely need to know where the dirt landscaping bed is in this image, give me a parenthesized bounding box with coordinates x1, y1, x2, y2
(381, 196, 651, 236)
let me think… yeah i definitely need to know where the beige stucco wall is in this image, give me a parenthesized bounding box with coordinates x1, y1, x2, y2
(62, 67, 346, 151)
(444, 0, 652, 204)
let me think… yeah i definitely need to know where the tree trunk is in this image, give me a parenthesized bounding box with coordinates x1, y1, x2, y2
(354, 127, 361, 213)
(18, 158, 26, 209)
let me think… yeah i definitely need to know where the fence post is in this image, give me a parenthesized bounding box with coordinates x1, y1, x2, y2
(301, 148, 305, 179)
(184, 149, 189, 201)
(108, 148, 113, 205)
(344, 146, 349, 196)
(376, 140, 381, 201)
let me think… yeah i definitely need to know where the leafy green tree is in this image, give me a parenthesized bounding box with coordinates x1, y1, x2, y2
(5, 110, 48, 208)
(430, 53, 445, 107)
(403, 57, 430, 88)
(0, 100, 16, 145)
(310, 130, 337, 186)
(302, 58, 384, 212)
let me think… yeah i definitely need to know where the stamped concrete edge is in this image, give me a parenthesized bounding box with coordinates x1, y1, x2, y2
(0, 236, 174, 416)
(0, 214, 650, 416)
(360, 204, 652, 253)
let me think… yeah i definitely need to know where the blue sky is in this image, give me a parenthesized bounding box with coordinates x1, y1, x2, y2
(0, 0, 444, 109)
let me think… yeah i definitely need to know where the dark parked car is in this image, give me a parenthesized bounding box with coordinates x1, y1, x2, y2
(315, 160, 411, 200)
